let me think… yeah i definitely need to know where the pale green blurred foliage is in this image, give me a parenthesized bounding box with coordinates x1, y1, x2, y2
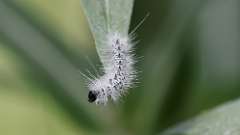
(0, 0, 240, 135)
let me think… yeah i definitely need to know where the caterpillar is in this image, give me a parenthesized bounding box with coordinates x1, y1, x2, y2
(87, 32, 136, 105)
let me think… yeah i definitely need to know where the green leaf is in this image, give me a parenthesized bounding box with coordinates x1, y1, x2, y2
(106, 0, 134, 35)
(80, 0, 134, 63)
(161, 99, 240, 135)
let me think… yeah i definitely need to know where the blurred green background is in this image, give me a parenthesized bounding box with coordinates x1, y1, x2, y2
(0, 0, 239, 135)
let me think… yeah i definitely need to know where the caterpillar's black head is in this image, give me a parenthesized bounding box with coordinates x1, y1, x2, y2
(88, 91, 97, 103)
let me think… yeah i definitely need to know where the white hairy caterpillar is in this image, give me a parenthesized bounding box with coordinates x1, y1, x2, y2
(87, 32, 136, 105)
(82, 12, 149, 105)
